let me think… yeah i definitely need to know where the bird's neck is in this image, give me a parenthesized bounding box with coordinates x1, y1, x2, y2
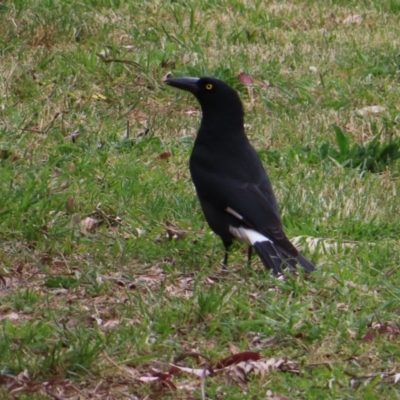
(197, 109, 246, 141)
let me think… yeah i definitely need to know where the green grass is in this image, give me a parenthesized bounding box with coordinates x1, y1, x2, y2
(1, 0, 400, 398)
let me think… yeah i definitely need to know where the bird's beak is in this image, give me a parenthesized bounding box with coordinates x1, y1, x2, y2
(164, 77, 199, 94)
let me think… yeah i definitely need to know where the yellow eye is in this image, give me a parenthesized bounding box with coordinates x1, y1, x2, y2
(205, 83, 213, 90)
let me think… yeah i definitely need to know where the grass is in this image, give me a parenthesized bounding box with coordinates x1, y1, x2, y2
(1, 0, 400, 398)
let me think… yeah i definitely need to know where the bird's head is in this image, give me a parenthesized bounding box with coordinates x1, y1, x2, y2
(164, 76, 244, 123)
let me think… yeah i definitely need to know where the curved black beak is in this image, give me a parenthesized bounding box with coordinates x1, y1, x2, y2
(164, 77, 200, 94)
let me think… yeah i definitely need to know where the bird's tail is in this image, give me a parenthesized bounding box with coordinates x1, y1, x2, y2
(253, 241, 315, 275)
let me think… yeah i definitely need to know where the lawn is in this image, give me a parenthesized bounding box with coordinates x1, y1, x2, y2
(1, 0, 400, 398)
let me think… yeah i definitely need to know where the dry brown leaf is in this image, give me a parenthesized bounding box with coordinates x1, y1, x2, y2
(184, 109, 199, 115)
(169, 364, 210, 378)
(158, 151, 171, 160)
(182, 53, 191, 64)
(66, 129, 80, 142)
(66, 197, 75, 213)
(337, 303, 349, 312)
(60, 180, 70, 188)
(215, 351, 261, 369)
(122, 45, 137, 51)
(228, 343, 240, 355)
(102, 319, 120, 329)
(132, 266, 166, 288)
(356, 105, 385, 116)
(0, 275, 7, 288)
(371, 321, 400, 335)
(80, 217, 100, 233)
(343, 14, 363, 25)
(164, 220, 188, 240)
(238, 72, 254, 86)
(347, 329, 357, 339)
(238, 72, 270, 89)
(225, 364, 247, 384)
(138, 369, 177, 390)
(223, 358, 298, 385)
(362, 332, 375, 342)
(165, 276, 195, 299)
(351, 370, 400, 388)
(0, 312, 19, 321)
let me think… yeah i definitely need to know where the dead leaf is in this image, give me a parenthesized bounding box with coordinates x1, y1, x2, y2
(138, 376, 160, 383)
(102, 319, 120, 329)
(122, 45, 137, 52)
(347, 329, 357, 339)
(164, 220, 187, 240)
(132, 266, 166, 287)
(215, 351, 261, 369)
(40, 255, 53, 264)
(66, 197, 75, 213)
(182, 53, 191, 64)
(260, 80, 271, 89)
(343, 14, 363, 25)
(225, 364, 247, 384)
(238, 72, 254, 86)
(87, 204, 122, 227)
(66, 129, 80, 143)
(140, 370, 177, 390)
(169, 364, 210, 378)
(228, 343, 240, 355)
(224, 357, 299, 384)
(158, 151, 171, 160)
(356, 106, 385, 116)
(337, 303, 349, 312)
(184, 109, 199, 115)
(238, 72, 270, 89)
(350, 370, 400, 388)
(17, 369, 30, 382)
(362, 332, 375, 342)
(371, 321, 400, 335)
(80, 217, 100, 233)
(0, 312, 19, 321)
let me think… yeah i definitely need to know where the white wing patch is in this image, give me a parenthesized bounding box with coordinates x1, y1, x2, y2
(225, 207, 244, 220)
(229, 226, 272, 246)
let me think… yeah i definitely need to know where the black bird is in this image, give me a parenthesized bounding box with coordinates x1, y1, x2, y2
(165, 76, 315, 275)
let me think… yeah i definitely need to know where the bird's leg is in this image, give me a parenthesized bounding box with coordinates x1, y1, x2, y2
(222, 249, 229, 270)
(221, 242, 230, 272)
(247, 245, 253, 267)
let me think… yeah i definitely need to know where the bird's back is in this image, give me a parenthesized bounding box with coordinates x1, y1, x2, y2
(190, 124, 281, 217)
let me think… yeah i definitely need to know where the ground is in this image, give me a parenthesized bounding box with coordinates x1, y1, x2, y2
(1, 0, 400, 399)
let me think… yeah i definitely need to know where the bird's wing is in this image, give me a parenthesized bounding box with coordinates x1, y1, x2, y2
(199, 175, 298, 256)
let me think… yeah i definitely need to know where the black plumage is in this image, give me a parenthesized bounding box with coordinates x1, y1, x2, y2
(165, 76, 315, 275)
